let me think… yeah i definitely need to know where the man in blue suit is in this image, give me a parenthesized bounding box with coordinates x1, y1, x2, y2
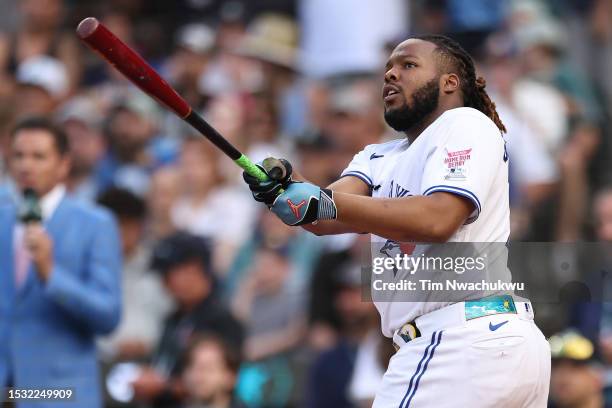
(0, 117, 122, 408)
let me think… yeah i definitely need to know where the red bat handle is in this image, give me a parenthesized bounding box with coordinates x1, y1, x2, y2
(77, 17, 191, 118)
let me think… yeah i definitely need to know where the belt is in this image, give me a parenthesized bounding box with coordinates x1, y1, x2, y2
(392, 295, 533, 351)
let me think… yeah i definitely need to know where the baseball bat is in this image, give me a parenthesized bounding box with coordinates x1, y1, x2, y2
(76, 17, 270, 181)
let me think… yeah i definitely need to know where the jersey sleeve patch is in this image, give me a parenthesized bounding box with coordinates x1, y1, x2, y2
(443, 148, 472, 181)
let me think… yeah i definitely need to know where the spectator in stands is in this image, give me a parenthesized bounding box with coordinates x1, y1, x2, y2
(183, 334, 246, 408)
(549, 330, 606, 408)
(14, 55, 69, 118)
(171, 138, 257, 274)
(593, 189, 612, 377)
(57, 96, 106, 202)
(230, 211, 320, 407)
(321, 77, 387, 157)
(0, 117, 122, 408)
(510, 4, 603, 241)
(232, 244, 307, 361)
(97, 100, 179, 197)
(234, 13, 307, 137)
(97, 188, 172, 362)
(147, 166, 181, 241)
(479, 36, 558, 239)
(308, 233, 370, 351)
(306, 262, 382, 408)
(296, 131, 345, 188)
(165, 23, 215, 110)
(131, 232, 243, 407)
(225, 208, 321, 302)
(0, 0, 82, 91)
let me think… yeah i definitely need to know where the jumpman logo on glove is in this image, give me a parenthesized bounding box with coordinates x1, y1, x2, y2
(287, 199, 306, 219)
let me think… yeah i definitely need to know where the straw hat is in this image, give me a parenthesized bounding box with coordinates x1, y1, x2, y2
(234, 13, 299, 70)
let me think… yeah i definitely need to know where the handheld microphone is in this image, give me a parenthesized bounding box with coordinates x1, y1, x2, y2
(19, 188, 42, 224)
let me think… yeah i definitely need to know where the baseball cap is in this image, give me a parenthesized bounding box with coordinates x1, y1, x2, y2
(16, 55, 69, 98)
(514, 18, 566, 52)
(151, 232, 212, 276)
(329, 81, 379, 115)
(176, 23, 215, 55)
(57, 96, 102, 128)
(549, 330, 595, 362)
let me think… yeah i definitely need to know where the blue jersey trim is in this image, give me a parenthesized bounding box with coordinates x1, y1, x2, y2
(422, 185, 481, 224)
(340, 171, 373, 187)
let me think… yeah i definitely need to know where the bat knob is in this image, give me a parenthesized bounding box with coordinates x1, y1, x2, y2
(262, 157, 291, 182)
(77, 17, 100, 39)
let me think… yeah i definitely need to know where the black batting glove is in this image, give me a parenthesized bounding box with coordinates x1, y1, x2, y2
(242, 157, 293, 205)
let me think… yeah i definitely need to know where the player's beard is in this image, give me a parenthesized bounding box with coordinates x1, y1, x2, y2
(384, 78, 440, 132)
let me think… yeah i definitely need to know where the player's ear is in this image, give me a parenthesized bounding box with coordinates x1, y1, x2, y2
(440, 73, 460, 94)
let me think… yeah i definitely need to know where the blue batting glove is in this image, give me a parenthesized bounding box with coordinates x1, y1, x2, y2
(270, 182, 337, 226)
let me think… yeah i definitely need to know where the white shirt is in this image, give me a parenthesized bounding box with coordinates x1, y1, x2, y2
(341, 108, 510, 336)
(97, 245, 173, 360)
(13, 184, 65, 227)
(512, 79, 567, 154)
(496, 102, 557, 187)
(37, 184, 66, 220)
(348, 330, 385, 402)
(171, 185, 257, 244)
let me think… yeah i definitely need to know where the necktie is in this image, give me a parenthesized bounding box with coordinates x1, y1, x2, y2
(14, 227, 30, 288)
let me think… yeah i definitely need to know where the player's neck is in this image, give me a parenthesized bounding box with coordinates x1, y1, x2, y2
(403, 117, 435, 143)
(403, 102, 463, 143)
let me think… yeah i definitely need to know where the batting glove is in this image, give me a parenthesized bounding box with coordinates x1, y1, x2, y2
(270, 182, 337, 226)
(242, 157, 293, 205)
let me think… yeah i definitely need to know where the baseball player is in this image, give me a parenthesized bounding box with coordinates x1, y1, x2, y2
(244, 35, 551, 407)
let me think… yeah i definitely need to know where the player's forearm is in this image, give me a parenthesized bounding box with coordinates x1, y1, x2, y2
(333, 192, 467, 242)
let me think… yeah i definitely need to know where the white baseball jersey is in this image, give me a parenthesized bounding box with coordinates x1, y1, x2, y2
(341, 107, 510, 337)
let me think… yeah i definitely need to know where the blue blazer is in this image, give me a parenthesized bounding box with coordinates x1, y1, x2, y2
(0, 195, 122, 408)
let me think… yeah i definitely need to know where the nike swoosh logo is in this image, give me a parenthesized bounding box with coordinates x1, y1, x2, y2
(369, 153, 384, 160)
(489, 320, 509, 331)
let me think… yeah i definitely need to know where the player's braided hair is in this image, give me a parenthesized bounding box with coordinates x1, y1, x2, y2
(415, 34, 507, 134)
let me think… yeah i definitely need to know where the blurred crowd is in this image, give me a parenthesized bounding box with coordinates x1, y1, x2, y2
(3, 0, 612, 407)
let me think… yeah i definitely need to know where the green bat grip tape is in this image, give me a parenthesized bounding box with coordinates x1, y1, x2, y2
(235, 154, 285, 194)
(235, 154, 268, 181)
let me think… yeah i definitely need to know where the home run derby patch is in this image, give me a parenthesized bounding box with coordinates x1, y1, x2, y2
(444, 148, 471, 181)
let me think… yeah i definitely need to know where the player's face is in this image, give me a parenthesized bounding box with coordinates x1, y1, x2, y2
(383, 39, 441, 132)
